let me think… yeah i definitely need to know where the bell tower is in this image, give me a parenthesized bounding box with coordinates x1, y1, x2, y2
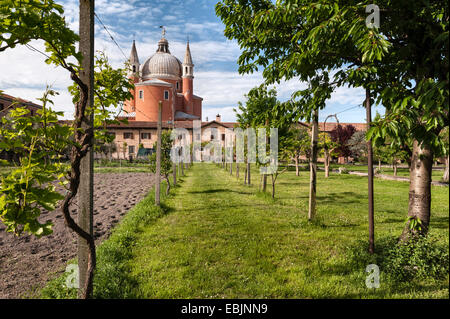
(128, 40, 140, 81)
(125, 40, 140, 113)
(182, 40, 194, 114)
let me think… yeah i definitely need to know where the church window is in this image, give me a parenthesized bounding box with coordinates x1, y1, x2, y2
(176, 82, 179, 90)
(128, 145, 135, 154)
(132, 65, 136, 73)
(164, 90, 169, 100)
(139, 90, 143, 100)
(221, 134, 225, 141)
(185, 66, 188, 74)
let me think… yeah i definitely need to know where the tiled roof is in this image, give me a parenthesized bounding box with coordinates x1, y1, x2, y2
(59, 119, 366, 132)
(0, 93, 43, 109)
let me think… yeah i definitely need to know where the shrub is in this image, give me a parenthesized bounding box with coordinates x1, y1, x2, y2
(374, 168, 383, 175)
(384, 235, 449, 281)
(346, 235, 449, 285)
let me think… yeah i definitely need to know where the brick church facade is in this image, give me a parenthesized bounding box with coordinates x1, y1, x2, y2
(104, 34, 367, 161)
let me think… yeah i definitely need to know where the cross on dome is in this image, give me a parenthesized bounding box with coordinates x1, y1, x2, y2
(160, 25, 166, 38)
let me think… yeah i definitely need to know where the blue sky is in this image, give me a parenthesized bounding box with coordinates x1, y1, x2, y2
(0, 0, 384, 123)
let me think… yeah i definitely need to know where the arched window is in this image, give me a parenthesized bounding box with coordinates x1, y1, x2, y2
(132, 65, 136, 73)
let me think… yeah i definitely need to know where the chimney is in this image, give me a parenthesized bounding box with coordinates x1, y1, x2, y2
(216, 114, 221, 122)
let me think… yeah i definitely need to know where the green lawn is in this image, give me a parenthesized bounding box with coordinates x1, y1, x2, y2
(119, 163, 449, 299)
(328, 163, 446, 181)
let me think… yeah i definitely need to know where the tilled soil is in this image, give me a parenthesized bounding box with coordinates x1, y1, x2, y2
(0, 172, 155, 299)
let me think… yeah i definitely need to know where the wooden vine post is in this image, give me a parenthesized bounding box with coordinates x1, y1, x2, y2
(366, 88, 375, 254)
(308, 109, 319, 221)
(77, 0, 95, 298)
(155, 101, 162, 206)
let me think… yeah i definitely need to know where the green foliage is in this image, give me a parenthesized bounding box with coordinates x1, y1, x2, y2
(384, 235, 449, 282)
(347, 130, 368, 160)
(234, 84, 279, 129)
(149, 130, 173, 179)
(217, 0, 449, 162)
(346, 234, 449, 284)
(0, 90, 69, 237)
(68, 51, 133, 145)
(283, 126, 310, 161)
(0, 0, 81, 65)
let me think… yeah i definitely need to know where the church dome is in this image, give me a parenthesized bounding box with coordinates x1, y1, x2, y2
(141, 37, 182, 80)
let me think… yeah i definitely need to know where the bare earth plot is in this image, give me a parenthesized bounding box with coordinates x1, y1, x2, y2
(0, 172, 154, 299)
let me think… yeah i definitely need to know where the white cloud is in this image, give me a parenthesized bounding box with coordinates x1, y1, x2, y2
(2, 87, 75, 119)
(203, 106, 236, 122)
(0, 40, 73, 90)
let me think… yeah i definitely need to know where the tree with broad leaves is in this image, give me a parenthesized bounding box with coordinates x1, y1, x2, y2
(149, 130, 173, 196)
(216, 0, 448, 240)
(329, 124, 357, 163)
(0, 0, 133, 298)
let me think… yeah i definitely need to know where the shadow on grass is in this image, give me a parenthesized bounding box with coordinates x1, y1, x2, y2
(188, 188, 252, 195)
(316, 191, 366, 205)
(430, 216, 450, 229)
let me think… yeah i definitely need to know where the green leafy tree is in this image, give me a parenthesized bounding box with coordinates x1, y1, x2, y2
(348, 130, 368, 162)
(284, 126, 310, 176)
(235, 84, 278, 192)
(236, 85, 294, 198)
(0, 0, 134, 298)
(318, 131, 338, 177)
(149, 131, 173, 195)
(216, 0, 449, 238)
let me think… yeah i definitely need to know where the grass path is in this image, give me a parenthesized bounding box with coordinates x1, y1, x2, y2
(126, 163, 448, 299)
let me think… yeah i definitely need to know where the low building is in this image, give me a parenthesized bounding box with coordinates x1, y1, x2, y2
(0, 93, 43, 161)
(0, 93, 42, 119)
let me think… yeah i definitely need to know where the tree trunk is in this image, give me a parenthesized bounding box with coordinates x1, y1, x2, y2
(393, 162, 398, 176)
(155, 101, 162, 207)
(443, 155, 449, 183)
(165, 176, 171, 196)
(324, 150, 330, 178)
(247, 162, 251, 185)
(378, 159, 381, 170)
(244, 164, 247, 184)
(295, 156, 299, 176)
(262, 174, 267, 192)
(366, 88, 375, 254)
(236, 163, 239, 179)
(172, 162, 177, 186)
(271, 174, 276, 198)
(308, 110, 319, 221)
(230, 161, 232, 175)
(401, 140, 433, 239)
